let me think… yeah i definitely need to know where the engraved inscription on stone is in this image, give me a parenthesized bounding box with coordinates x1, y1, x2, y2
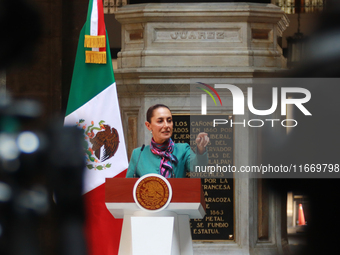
(172, 115, 234, 241)
(155, 29, 241, 42)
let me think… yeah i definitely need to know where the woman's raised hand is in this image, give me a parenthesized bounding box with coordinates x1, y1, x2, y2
(195, 132, 209, 154)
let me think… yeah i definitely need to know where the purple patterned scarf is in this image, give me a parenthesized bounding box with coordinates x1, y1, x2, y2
(150, 138, 178, 178)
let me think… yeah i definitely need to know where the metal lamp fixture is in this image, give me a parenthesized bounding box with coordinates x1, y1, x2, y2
(286, 8, 307, 67)
(279, 0, 324, 67)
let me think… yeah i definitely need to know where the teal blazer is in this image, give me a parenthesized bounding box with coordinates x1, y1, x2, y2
(126, 143, 208, 178)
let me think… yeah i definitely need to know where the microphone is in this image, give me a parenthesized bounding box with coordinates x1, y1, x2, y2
(133, 144, 145, 178)
(169, 158, 175, 178)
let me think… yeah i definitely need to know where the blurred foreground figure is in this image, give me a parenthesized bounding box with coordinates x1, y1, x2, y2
(0, 94, 87, 255)
(0, 1, 87, 254)
(265, 1, 340, 254)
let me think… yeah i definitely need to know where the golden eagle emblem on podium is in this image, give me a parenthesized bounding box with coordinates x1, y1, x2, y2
(135, 176, 171, 210)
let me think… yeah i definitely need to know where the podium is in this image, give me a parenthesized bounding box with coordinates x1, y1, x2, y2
(105, 175, 206, 255)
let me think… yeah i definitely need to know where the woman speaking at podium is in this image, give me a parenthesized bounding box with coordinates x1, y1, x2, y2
(126, 104, 209, 178)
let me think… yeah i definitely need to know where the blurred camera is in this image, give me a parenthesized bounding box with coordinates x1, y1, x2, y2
(0, 92, 86, 255)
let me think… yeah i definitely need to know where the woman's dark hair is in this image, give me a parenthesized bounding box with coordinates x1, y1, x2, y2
(146, 104, 171, 123)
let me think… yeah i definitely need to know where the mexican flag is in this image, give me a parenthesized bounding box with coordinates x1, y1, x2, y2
(64, 0, 128, 254)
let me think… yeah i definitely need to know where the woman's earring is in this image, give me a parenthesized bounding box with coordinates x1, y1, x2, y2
(150, 130, 152, 134)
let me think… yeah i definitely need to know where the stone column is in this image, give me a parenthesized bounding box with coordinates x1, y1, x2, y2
(114, 3, 289, 255)
(114, 2, 288, 146)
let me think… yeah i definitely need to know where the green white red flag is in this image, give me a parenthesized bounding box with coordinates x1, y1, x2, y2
(64, 0, 128, 254)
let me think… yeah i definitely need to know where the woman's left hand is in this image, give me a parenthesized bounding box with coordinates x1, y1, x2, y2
(196, 132, 209, 154)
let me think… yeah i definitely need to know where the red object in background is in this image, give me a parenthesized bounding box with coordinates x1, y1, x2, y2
(84, 170, 127, 255)
(298, 203, 306, 225)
